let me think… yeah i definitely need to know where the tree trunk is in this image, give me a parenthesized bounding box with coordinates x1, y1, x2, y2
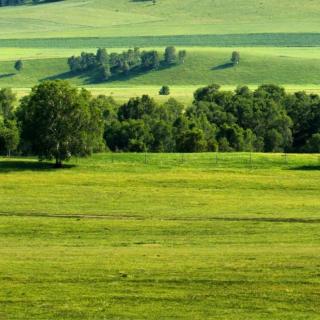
(54, 158, 63, 168)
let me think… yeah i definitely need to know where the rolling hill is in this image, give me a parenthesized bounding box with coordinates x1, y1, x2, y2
(0, 0, 320, 39)
(1, 0, 320, 98)
(1, 48, 320, 97)
(1, 2, 320, 319)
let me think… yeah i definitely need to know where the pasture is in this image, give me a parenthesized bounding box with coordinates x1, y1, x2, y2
(0, 153, 320, 319)
(1, 0, 320, 98)
(0, 0, 320, 39)
(1, 47, 320, 102)
(1, 1, 320, 319)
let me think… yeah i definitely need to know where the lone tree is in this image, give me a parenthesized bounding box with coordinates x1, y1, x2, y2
(17, 80, 105, 168)
(159, 85, 170, 95)
(14, 60, 23, 72)
(231, 51, 240, 65)
(164, 46, 177, 65)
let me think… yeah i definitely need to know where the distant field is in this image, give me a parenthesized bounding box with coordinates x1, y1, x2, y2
(0, 153, 319, 319)
(10, 85, 320, 105)
(1, 47, 320, 97)
(1, 0, 320, 94)
(0, 0, 320, 39)
(2, 33, 320, 48)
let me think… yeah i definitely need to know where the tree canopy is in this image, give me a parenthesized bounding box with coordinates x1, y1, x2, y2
(16, 80, 105, 167)
(1, 82, 320, 162)
(68, 47, 187, 82)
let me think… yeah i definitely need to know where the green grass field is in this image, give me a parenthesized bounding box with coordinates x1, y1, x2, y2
(3, 34, 320, 48)
(1, 0, 320, 97)
(0, 0, 320, 39)
(1, 47, 320, 101)
(1, 1, 320, 319)
(0, 153, 320, 319)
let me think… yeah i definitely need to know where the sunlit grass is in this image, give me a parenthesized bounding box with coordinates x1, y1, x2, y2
(0, 152, 319, 319)
(0, 0, 320, 39)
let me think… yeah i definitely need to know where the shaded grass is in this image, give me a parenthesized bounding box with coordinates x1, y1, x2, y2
(0, 160, 75, 172)
(290, 165, 320, 171)
(2, 33, 320, 48)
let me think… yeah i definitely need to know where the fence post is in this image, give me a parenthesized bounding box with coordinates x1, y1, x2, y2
(144, 151, 147, 164)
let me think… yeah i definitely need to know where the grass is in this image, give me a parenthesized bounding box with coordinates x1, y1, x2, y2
(0, 0, 320, 39)
(3, 33, 320, 48)
(1, 1, 320, 315)
(12, 85, 320, 105)
(1, 1, 320, 96)
(1, 1, 320, 100)
(0, 152, 320, 319)
(2, 47, 320, 93)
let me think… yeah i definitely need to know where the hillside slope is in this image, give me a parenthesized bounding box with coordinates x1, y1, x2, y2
(1, 48, 320, 89)
(0, 0, 319, 39)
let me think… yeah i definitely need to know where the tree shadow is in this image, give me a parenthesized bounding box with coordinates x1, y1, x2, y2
(31, 0, 64, 5)
(212, 62, 234, 71)
(42, 62, 177, 85)
(0, 73, 15, 79)
(102, 67, 152, 84)
(0, 160, 75, 173)
(93, 63, 177, 84)
(289, 165, 320, 171)
(40, 71, 77, 81)
(41, 69, 105, 84)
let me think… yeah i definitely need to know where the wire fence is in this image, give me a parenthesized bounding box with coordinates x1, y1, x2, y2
(102, 152, 320, 170)
(1, 152, 319, 171)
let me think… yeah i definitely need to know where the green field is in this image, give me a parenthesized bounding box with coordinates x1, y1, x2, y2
(0, 153, 320, 319)
(0, 0, 320, 39)
(1, 2, 320, 318)
(1, 0, 320, 97)
(1, 47, 320, 100)
(3, 34, 320, 48)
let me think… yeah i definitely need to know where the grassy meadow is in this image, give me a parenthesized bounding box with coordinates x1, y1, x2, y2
(1, 0, 320, 97)
(1, 47, 320, 102)
(0, 153, 320, 319)
(3, 34, 320, 49)
(0, 0, 320, 39)
(1, 1, 320, 318)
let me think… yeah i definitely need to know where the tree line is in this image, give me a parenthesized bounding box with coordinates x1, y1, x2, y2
(0, 81, 320, 167)
(68, 47, 187, 81)
(103, 84, 320, 153)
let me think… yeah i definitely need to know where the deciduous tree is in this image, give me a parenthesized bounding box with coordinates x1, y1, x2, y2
(17, 81, 105, 167)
